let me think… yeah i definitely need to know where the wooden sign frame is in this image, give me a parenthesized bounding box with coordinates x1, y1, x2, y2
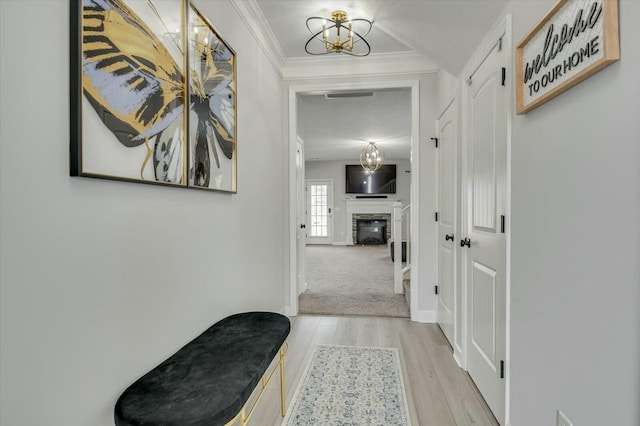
(516, 0, 619, 114)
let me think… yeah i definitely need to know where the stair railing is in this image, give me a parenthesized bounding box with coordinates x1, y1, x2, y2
(392, 202, 411, 294)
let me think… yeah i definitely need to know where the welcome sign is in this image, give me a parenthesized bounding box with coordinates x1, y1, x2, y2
(516, 0, 619, 114)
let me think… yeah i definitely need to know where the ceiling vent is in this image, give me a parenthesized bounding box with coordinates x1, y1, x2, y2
(325, 91, 374, 99)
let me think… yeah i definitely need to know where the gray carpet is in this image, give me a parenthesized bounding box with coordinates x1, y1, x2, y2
(299, 245, 410, 318)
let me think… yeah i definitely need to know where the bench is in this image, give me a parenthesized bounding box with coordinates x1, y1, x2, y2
(114, 312, 291, 426)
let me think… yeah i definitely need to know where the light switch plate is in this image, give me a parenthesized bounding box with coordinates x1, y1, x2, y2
(557, 410, 573, 426)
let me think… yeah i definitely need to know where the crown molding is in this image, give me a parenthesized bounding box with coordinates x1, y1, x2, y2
(229, 0, 286, 75)
(282, 51, 439, 80)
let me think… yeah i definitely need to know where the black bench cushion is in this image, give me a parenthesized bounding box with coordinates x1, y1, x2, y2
(114, 312, 291, 426)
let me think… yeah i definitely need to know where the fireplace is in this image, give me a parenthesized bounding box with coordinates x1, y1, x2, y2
(352, 213, 391, 244)
(345, 199, 400, 246)
(356, 219, 387, 245)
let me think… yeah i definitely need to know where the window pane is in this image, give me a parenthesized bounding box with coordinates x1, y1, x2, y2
(309, 184, 329, 238)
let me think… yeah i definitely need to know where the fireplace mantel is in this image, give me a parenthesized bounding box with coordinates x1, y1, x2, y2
(345, 199, 402, 245)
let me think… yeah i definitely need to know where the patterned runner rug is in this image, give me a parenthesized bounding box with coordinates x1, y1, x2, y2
(282, 344, 411, 426)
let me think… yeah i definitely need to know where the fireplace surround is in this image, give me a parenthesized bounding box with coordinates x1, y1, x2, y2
(345, 199, 400, 246)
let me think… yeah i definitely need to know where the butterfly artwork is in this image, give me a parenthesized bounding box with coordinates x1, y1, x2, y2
(187, 5, 236, 191)
(70, 0, 237, 192)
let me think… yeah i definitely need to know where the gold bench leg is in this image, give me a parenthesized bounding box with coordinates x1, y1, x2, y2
(279, 347, 286, 417)
(224, 341, 288, 426)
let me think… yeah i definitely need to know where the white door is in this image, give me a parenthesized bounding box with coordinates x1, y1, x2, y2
(296, 139, 306, 297)
(463, 41, 507, 425)
(437, 100, 457, 347)
(306, 179, 333, 245)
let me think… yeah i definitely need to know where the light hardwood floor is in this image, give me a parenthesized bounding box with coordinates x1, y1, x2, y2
(247, 315, 499, 426)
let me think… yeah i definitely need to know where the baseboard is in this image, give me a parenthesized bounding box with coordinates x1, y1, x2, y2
(298, 282, 308, 295)
(281, 305, 295, 317)
(411, 309, 436, 323)
(453, 351, 464, 369)
(332, 242, 347, 246)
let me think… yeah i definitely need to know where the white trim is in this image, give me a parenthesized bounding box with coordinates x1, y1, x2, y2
(504, 15, 514, 426)
(453, 351, 464, 369)
(288, 88, 299, 315)
(289, 79, 421, 321)
(412, 309, 436, 323)
(282, 52, 438, 80)
(229, 0, 285, 75)
(281, 305, 294, 317)
(393, 201, 404, 294)
(408, 81, 421, 323)
(331, 242, 348, 246)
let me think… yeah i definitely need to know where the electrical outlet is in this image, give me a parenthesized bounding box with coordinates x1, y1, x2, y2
(557, 410, 573, 426)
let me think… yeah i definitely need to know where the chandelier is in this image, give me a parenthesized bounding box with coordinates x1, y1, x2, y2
(360, 141, 382, 172)
(305, 10, 372, 56)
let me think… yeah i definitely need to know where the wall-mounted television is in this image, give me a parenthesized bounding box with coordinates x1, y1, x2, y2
(345, 164, 396, 194)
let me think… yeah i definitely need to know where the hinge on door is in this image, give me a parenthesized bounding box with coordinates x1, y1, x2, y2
(435, 212, 439, 222)
(498, 36, 503, 52)
(500, 360, 505, 379)
(501, 67, 506, 86)
(435, 285, 439, 295)
(431, 137, 439, 148)
(501, 215, 505, 233)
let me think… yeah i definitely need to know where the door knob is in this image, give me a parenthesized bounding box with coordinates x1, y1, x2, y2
(300, 224, 306, 229)
(460, 237, 471, 247)
(445, 234, 454, 241)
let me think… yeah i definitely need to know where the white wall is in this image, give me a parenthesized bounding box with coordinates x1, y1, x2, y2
(503, 1, 640, 425)
(435, 2, 640, 423)
(305, 160, 412, 244)
(0, 1, 285, 425)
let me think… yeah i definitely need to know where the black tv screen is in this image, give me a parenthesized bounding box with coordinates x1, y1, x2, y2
(345, 165, 396, 194)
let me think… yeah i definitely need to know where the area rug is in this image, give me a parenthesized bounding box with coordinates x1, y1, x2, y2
(282, 344, 411, 426)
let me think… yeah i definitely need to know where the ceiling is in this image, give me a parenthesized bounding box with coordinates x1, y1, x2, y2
(252, 0, 507, 162)
(254, 0, 507, 74)
(298, 89, 412, 163)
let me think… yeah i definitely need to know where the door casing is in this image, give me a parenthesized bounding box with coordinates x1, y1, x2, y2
(287, 80, 421, 320)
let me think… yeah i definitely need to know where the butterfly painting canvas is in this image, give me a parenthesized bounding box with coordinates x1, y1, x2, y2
(187, 5, 236, 191)
(70, 0, 237, 192)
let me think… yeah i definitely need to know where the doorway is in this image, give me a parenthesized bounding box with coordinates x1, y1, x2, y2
(306, 179, 333, 245)
(287, 81, 421, 319)
(459, 15, 512, 426)
(436, 98, 457, 347)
